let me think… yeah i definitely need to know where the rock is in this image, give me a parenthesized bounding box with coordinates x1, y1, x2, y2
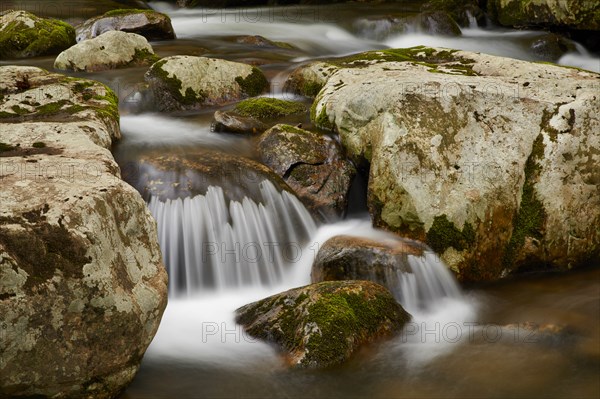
(418, 11, 462, 36)
(312, 235, 426, 291)
(528, 33, 576, 61)
(212, 97, 306, 134)
(0, 10, 75, 59)
(54, 31, 158, 72)
(0, 66, 168, 398)
(236, 35, 295, 49)
(75, 8, 176, 42)
(309, 46, 600, 281)
(257, 124, 356, 219)
(487, 0, 600, 31)
(213, 110, 268, 134)
(284, 62, 338, 98)
(422, 0, 485, 27)
(236, 280, 411, 369)
(135, 149, 293, 203)
(144, 55, 269, 111)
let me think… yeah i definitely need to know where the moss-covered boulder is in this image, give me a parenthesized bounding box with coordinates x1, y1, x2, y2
(257, 124, 356, 220)
(144, 55, 269, 111)
(487, 0, 600, 31)
(309, 46, 600, 281)
(213, 97, 306, 134)
(0, 10, 75, 59)
(54, 31, 158, 72)
(284, 62, 337, 98)
(75, 8, 176, 42)
(0, 66, 167, 398)
(312, 235, 426, 294)
(236, 280, 411, 369)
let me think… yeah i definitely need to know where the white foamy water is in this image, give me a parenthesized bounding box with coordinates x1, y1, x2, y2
(120, 114, 247, 147)
(147, 215, 476, 367)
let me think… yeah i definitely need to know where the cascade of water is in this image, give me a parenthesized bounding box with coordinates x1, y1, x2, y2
(148, 180, 317, 297)
(465, 10, 478, 29)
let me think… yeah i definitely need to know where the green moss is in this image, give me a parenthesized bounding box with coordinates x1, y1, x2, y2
(235, 67, 269, 97)
(234, 97, 306, 119)
(426, 214, 476, 253)
(502, 134, 546, 267)
(103, 9, 153, 17)
(0, 142, 15, 152)
(278, 124, 308, 134)
(326, 46, 476, 75)
(32, 141, 46, 148)
(10, 105, 29, 115)
(0, 11, 76, 59)
(132, 48, 160, 66)
(302, 81, 323, 97)
(149, 59, 206, 105)
(36, 100, 68, 115)
(311, 99, 333, 130)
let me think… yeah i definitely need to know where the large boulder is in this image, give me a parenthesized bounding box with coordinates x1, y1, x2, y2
(213, 97, 306, 134)
(0, 66, 168, 398)
(487, 0, 600, 31)
(312, 235, 426, 290)
(75, 9, 176, 42)
(144, 55, 269, 111)
(54, 30, 158, 72)
(309, 46, 600, 281)
(236, 280, 411, 369)
(257, 124, 356, 220)
(0, 10, 75, 59)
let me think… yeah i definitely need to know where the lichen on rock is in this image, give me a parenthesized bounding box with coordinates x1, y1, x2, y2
(0, 65, 168, 398)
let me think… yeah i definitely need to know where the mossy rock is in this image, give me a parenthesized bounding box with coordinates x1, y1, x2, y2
(487, 0, 600, 31)
(144, 56, 269, 111)
(75, 8, 176, 42)
(236, 280, 411, 368)
(234, 97, 306, 119)
(54, 31, 159, 72)
(0, 10, 75, 59)
(0, 65, 119, 125)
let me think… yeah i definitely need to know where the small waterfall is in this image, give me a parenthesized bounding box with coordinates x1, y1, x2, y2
(465, 10, 478, 29)
(149, 180, 317, 296)
(394, 251, 462, 313)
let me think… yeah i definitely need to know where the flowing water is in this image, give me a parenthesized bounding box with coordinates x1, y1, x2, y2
(2, 1, 598, 397)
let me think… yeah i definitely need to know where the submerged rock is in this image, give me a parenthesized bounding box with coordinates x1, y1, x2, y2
(144, 55, 269, 111)
(487, 0, 600, 31)
(257, 124, 356, 219)
(54, 30, 158, 71)
(76, 8, 176, 42)
(0, 66, 168, 398)
(136, 149, 292, 203)
(0, 10, 75, 59)
(236, 280, 411, 369)
(528, 33, 576, 61)
(212, 97, 306, 134)
(236, 35, 295, 49)
(309, 46, 600, 281)
(312, 235, 426, 291)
